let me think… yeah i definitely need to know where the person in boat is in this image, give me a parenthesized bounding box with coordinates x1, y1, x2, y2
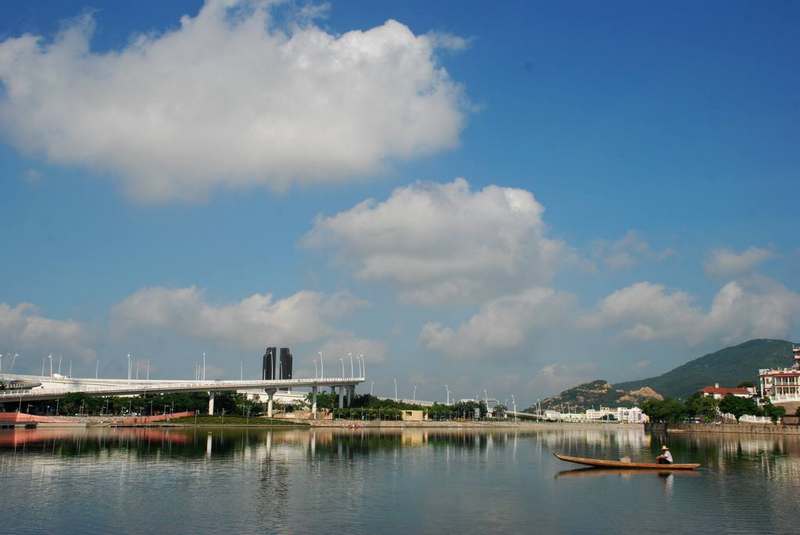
(656, 445, 673, 464)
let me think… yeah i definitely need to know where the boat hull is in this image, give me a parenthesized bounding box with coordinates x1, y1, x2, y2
(554, 453, 700, 470)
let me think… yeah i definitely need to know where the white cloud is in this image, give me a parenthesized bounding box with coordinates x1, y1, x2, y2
(110, 286, 366, 350)
(590, 230, 673, 270)
(704, 246, 774, 279)
(419, 287, 574, 358)
(0, 1, 467, 202)
(582, 278, 800, 345)
(0, 303, 94, 361)
(304, 178, 567, 305)
(529, 362, 598, 396)
(22, 168, 42, 184)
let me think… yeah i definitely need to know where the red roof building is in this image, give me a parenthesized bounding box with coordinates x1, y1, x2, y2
(700, 383, 755, 399)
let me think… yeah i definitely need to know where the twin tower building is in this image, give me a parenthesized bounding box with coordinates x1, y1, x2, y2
(262, 347, 293, 380)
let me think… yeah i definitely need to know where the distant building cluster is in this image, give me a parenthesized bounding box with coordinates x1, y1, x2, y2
(541, 406, 648, 423)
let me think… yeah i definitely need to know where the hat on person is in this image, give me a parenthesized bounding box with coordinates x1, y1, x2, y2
(661, 445, 669, 450)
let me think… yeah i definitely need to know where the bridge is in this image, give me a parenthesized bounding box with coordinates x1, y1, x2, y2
(0, 374, 365, 418)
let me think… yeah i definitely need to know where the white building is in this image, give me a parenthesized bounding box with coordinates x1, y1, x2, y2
(759, 345, 800, 406)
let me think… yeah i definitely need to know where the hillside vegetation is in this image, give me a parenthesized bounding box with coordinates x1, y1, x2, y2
(615, 339, 794, 399)
(528, 339, 795, 411)
(527, 380, 663, 412)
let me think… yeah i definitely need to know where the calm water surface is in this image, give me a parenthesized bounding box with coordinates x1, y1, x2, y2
(2, 426, 798, 534)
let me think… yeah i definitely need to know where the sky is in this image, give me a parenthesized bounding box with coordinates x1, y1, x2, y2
(0, 0, 798, 405)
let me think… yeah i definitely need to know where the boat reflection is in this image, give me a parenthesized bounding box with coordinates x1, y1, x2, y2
(555, 467, 701, 479)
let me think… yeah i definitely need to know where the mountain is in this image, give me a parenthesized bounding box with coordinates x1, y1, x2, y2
(615, 339, 794, 399)
(527, 380, 663, 412)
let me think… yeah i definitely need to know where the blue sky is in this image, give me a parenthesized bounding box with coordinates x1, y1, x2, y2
(1, 0, 798, 404)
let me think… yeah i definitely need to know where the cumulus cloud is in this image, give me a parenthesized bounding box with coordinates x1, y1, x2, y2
(704, 246, 774, 279)
(419, 287, 575, 358)
(110, 286, 366, 350)
(0, 302, 94, 361)
(582, 278, 800, 346)
(0, 0, 467, 202)
(529, 361, 598, 396)
(304, 178, 567, 305)
(590, 230, 673, 270)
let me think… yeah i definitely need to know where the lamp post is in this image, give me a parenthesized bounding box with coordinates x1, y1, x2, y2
(444, 385, 449, 405)
(339, 358, 345, 379)
(202, 352, 206, 381)
(394, 378, 398, 402)
(348, 352, 354, 378)
(127, 353, 132, 382)
(48, 354, 53, 377)
(413, 384, 417, 402)
(318, 351, 324, 379)
(313, 359, 318, 379)
(511, 394, 517, 422)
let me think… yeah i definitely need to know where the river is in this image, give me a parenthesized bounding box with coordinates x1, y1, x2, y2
(1, 426, 797, 534)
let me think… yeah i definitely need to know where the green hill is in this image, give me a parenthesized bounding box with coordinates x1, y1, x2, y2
(615, 339, 795, 399)
(525, 379, 663, 412)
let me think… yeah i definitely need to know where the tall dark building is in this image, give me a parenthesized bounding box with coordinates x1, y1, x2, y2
(262, 347, 277, 380)
(279, 348, 293, 380)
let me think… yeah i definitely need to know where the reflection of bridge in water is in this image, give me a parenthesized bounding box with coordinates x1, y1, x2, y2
(0, 373, 365, 417)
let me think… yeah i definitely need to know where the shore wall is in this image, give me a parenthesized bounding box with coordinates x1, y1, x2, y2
(309, 420, 645, 430)
(657, 422, 800, 435)
(667, 423, 800, 436)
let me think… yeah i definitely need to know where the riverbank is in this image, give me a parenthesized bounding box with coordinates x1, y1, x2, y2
(307, 420, 645, 430)
(654, 422, 800, 435)
(1, 412, 647, 430)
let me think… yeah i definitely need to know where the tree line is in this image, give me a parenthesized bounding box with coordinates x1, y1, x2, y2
(641, 392, 786, 423)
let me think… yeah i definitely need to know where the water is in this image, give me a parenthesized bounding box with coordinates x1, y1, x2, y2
(2, 426, 798, 534)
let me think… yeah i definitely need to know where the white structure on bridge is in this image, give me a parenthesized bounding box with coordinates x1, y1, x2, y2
(0, 373, 365, 418)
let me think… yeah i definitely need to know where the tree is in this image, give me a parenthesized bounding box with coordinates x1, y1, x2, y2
(640, 398, 687, 423)
(718, 395, 760, 420)
(685, 392, 719, 422)
(761, 400, 785, 423)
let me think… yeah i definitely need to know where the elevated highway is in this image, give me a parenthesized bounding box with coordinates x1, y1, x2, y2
(0, 373, 365, 417)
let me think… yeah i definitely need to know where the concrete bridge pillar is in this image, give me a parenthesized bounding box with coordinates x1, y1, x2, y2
(348, 385, 355, 407)
(208, 392, 215, 415)
(311, 386, 318, 419)
(338, 386, 344, 409)
(266, 388, 277, 418)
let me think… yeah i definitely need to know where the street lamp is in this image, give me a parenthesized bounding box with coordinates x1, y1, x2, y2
(413, 384, 417, 402)
(48, 354, 53, 377)
(444, 385, 449, 405)
(359, 354, 365, 378)
(394, 378, 398, 402)
(511, 394, 517, 422)
(339, 358, 345, 379)
(318, 351, 324, 379)
(348, 352, 354, 378)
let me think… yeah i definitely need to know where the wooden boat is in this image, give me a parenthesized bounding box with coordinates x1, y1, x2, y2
(554, 453, 700, 470)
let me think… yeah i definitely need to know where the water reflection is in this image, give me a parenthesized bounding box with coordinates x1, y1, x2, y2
(3, 427, 800, 534)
